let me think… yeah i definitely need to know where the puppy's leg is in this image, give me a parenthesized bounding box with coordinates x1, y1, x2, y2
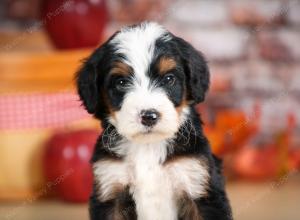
(192, 160, 232, 220)
(194, 192, 233, 220)
(173, 156, 232, 220)
(178, 197, 203, 220)
(116, 189, 137, 220)
(89, 190, 137, 220)
(89, 193, 115, 220)
(178, 194, 232, 220)
(194, 156, 233, 220)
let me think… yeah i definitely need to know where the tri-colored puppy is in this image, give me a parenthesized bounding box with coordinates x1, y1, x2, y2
(76, 22, 232, 220)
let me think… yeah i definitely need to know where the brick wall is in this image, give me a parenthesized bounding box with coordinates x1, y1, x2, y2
(106, 0, 300, 132)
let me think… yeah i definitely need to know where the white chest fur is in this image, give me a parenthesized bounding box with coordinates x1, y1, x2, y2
(126, 142, 177, 220)
(93, 142, 209, 220)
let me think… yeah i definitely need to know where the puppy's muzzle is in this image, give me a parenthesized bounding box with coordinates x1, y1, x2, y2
(140, 109, 160, 127)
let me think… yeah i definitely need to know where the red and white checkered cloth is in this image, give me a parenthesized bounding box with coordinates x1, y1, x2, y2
(0, 92, 90, 130)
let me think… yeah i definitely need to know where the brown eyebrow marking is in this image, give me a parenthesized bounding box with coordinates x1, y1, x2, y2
(157, 57, 177, 75)
(176, 98, 188, 114)
(110, 62, 132, 76)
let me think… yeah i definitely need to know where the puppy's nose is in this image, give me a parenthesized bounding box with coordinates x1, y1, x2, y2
(140, 109, 160, 127)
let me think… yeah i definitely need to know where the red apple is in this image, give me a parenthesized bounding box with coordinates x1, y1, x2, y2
(42, 0, 108, 49)
(43, 129, 99, 202)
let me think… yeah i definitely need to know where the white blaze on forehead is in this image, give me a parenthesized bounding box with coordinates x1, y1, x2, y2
(108, 22, 185, 144)
(110, 22, 170, 83)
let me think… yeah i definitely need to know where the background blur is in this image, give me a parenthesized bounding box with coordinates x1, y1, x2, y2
(0, 0, 300, 220)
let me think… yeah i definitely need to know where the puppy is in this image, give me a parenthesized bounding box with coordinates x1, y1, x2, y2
(76, 22, 232, 220)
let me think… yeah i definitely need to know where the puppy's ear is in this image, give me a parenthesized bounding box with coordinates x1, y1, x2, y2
(175, 37, 210, 103)
(76, 47, 105, 114)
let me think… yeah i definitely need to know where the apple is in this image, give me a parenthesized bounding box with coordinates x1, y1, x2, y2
(43, 129, 99, 202)
(42, 0, 108, 49)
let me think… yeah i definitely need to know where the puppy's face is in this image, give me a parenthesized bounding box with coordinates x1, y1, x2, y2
(77, 22, 209, 144)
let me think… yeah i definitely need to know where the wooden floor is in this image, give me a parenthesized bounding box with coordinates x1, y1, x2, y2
(1, 174, 300, 220)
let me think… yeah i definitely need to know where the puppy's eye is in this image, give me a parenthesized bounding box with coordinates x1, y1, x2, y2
(161, 73, 176, 86)
(115, 78, 130, 91)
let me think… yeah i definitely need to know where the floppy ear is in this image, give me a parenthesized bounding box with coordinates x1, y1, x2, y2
(175, 37, 210, 103)
(76, 47, 105, 114)
(76, 61, 98, 114)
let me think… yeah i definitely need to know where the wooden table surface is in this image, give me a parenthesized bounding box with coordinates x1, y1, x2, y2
(0, 174, 299, 220)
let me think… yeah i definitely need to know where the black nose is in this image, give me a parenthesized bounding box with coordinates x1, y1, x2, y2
(140, 109, 160, 127)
